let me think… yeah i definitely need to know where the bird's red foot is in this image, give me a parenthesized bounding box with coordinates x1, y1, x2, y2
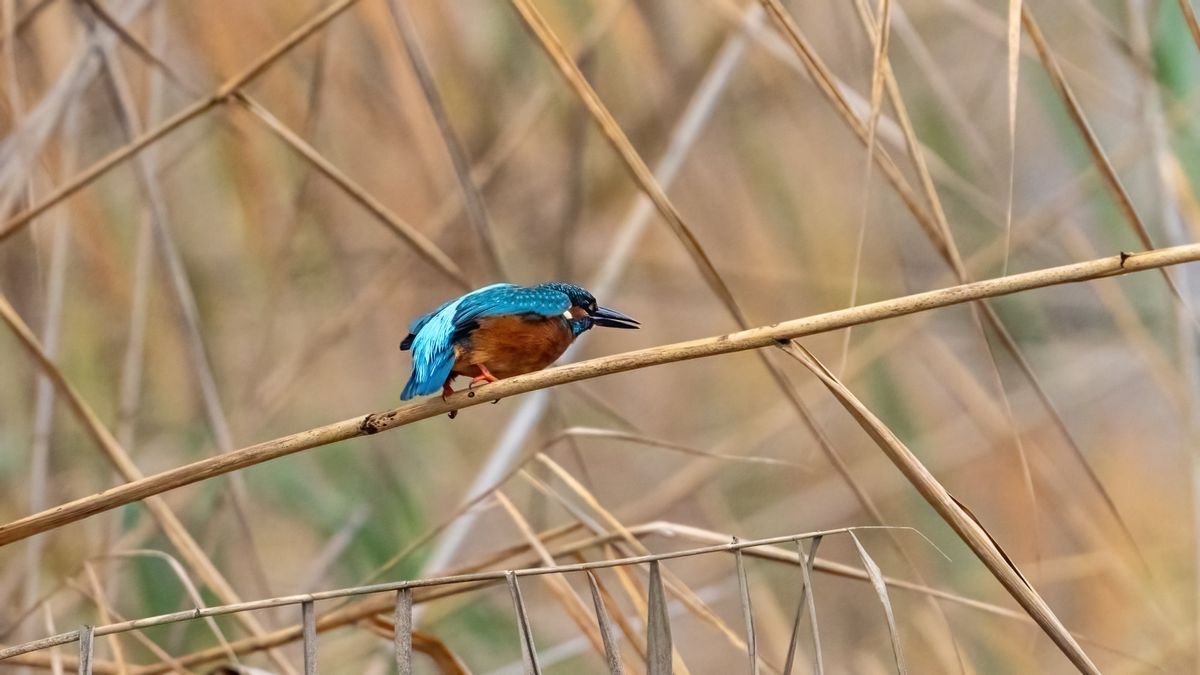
(442, 379, 458, 419)
(469, 364, 501, 388)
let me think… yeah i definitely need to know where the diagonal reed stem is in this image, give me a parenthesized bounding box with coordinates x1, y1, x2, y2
(0, 244, 1194, 549)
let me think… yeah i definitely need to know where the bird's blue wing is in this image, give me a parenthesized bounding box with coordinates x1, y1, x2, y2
(452, 284, 572, 324)
(407, 297, 458, 335)
(400, 284, 572, 399)
(399, 296, 460, 351)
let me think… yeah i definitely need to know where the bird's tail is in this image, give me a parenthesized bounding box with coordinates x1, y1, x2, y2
(399, 375, 423, 400)
(400, 347, 456, 400)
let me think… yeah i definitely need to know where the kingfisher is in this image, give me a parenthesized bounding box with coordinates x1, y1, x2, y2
(399, 282, 639, 401)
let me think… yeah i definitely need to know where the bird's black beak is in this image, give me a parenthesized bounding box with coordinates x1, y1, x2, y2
(590, 305, 640, 329)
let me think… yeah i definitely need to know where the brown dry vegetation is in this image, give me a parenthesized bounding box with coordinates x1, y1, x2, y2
(1, 0, 1200, 673)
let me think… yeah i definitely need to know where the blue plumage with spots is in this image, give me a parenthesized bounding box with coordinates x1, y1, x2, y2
(399, 282, 639, 402)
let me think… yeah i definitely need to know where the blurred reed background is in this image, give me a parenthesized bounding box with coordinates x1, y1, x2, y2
(1, 0, 1199, 672)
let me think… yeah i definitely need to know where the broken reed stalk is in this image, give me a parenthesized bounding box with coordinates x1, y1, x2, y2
(0, 527, 869, 661)
(0, 244, 1194, 550)
(9, 519, 1140, 673)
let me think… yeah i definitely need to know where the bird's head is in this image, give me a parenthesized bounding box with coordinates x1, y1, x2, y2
(540, 282, 640, 330)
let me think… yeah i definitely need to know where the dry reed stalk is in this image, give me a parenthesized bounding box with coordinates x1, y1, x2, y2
(585, 572, 625, 675)
(241, 4, 615, 417)
(91, 20, 279, 606)
(516, 472, 690, 673)
(0, 292, 300, 674)
(780, 342, 1098, 672)
(782, 537, 822, 675)
(537, 453, 781, 671)
(2, 653, 120, 675)
(837, 0, 891, 376)
(888, 5, 992, 166)
(501, 6, 1130, 667)
(0, 244, 1197, 549)
(1003, 0, 1023, 276)
(75, 0, 473, 295)
(851, 0, 1045, 612)
(0, 0, 152, 218)
(386, 0, 505, 280)
(79, 566, 125, 675)
(838, 15, 1046, 645)
(0, 0, 372, 243)
(847, 533, 906, 674)
(765, 0, 1145, 590)
(493, 491, 610, 662)
(1021, 5, 1198, 327)
(231, 92, 468, 287)
(67, 577, 191, 673)
(503, 7, 903, 617)
(19, 103, 73, 667)
(416, 0, 759, 581)
(590, 554, 651, 665)
(15, 518, 1142, 674)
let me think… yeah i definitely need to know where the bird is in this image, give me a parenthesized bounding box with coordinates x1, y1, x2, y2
(399, 282, 639, 402)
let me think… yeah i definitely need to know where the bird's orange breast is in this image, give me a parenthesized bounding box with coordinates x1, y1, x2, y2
(452, 314, 575, 380)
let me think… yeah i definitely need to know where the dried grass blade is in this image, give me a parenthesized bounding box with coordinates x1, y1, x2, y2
(41, 603, 63, 675)
(1003, 0, 1022, 275)
(0, 0, 367, 243)
(734, 548, 758, 675)
(78, 625, 94, 675)
(418, 2, 813, 586)
(232, 93, 469, 288)
(494, 490, 607, 658)
(52, 519, 1152, 674)
(502, 3, 890, 553)
(0, 277, 293, 668)
(386, 0, 505, 279)
(22, 185, 70, 648)
(552, 427, 801, 468)
(782, 537, 823, 675)
(506, 0, 745, 325)
(0, 96, 216, 243)
(93, 30, 279, 608)
(394, 589, 414, 675)
(848, 532, 906, 674)
(601, 547, 653, 663)
(78, 0, 194, 93)
(535, 454, 717, 671)
(780, 343, 1099, 673)
(302, 600, 316, 675)
(645, 561, 673, 675)
(839, 0, 891, 374)
(1022, 5, 1198, 325)
(363, 616, 470, 675)
(586, 572, 625, 675)
(506, 572, 542, 675)
(82, 564, 125, 674)
(106, 550, 238, 663)
(67, 574, 190, 673)
(791, 0, 1152, 583)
